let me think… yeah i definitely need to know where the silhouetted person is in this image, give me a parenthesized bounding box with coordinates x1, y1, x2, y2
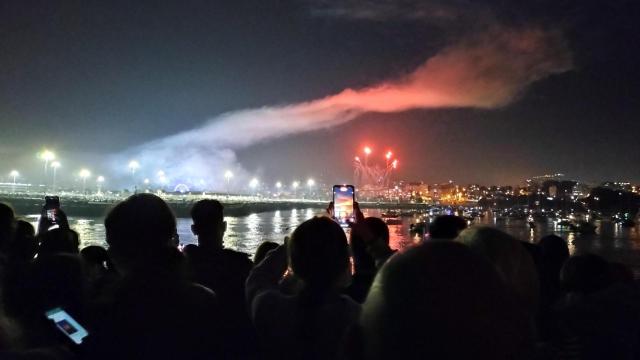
(3, 253, 87, 349)
(184, 199, 255, 358)
(85, 194, 223, 359)
(247, 216, 360, 360)
(538, 235, 569, 306)
(360, 241, 532, 359)
(530, 234, 568, 341)
(81, 245, 117, 299)
(37, 228, 80, 255)
(554, 254, 640, 359)
(0, 202, 15, 255)
(360, 217, 395, 269)
(345, 226, 376, 303)
(560, 253, 612, 297)
(254, 241, 279, 265)
(456, 226, 540, 317)
(7, 219, 37, 263)
(427, 215, 467, 240)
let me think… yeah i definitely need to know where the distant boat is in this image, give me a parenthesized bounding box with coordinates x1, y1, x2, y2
(569, 221, 597, 234)
(384, 218, 402, 225)
(381, 211, 400, 218)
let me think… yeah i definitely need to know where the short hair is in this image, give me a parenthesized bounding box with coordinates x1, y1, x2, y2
(105, 194, 176, 259)
(191, 200, 224, 226)
(288, 216, 349, 289)
(362, 217, 389, 244)
(429, 215, 467, 239)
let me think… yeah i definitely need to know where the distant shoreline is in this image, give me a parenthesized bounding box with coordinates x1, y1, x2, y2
(0, 194, 431, 218)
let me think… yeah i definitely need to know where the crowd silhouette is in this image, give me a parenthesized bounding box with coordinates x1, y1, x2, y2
(0, 194, 638, 359)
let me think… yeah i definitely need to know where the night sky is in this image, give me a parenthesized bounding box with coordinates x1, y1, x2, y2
(1, 0, 639, 188)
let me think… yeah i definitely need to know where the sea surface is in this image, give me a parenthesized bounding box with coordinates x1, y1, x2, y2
(25, 209, 640, 274)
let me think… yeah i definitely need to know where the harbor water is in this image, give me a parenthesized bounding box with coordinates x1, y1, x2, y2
(25, 209, 640, 274)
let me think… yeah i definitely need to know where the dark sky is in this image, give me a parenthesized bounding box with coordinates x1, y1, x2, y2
(1, 0, 639, 187)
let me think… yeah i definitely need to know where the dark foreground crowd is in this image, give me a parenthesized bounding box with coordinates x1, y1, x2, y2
(0, 194, 638, 359)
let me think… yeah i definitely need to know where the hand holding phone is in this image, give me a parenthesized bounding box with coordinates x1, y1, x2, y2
(39, 196, 69, 232)
(45, 307, 89, 345)
(332, 185, 355, 227)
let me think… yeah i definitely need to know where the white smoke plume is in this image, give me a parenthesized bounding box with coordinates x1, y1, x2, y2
(113, 27, 572, 190)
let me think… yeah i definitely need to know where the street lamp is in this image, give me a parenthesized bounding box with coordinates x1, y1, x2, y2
(385, 151, 392, 168)
(306, 178, 315, 199)
(97, 175, 105, 194)
(128, 160, 139, 176)
(79, 169, 91, 193)
(292, 180, 300, 197)
(51, 161, 61, 189)
(39, 150, 55, 178)
(9, 170, 18, 184)
(224, 170, 233, 193)
(249, 178, 259, 189)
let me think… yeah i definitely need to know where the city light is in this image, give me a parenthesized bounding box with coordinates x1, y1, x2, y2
(386, 151, 392, 160)
(157, 170, 165, 178)
(276, 181, 282, 189)
(97, 175, 105, 183)
(51, 161, 61, 189)
(143, 178, 150, 185)
(128, 160, 140, 174)
(249, 178, 259, 189)
(292, 181, 300, 189)
(9, 170, 18, 184)
(39, 150, 55, 177)
(224, 170, 234, 180)
(392, 159, 398, 169)
(354, 156, 360, 162)
(79, 169, 91, 179)
(40, 150, 55, 161)
(307, 178, 315, 187)
(79, 168, 91, 193)
(364, 146, 372, 155)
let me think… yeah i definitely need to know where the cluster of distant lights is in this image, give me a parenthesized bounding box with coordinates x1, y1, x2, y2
(8, 150, 316, 191)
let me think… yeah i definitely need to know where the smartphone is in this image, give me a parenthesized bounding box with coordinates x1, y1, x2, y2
(45, 307, 89, 345)
(333, 185, 355, 227)
(44, 196, 61, 227)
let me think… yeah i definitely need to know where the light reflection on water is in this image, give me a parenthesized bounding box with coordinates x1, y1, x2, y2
(24, 211, 640, 273)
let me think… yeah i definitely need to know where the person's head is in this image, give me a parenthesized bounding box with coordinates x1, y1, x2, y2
(38, 228, 80, 255)
(81, 245, 113, 273)
(456, 226, 539, 314)
(0, 202, 15, 252)
(254, 241, 279, 265)
(361, 217, 391, 258)
(539, 234, 569, 268)
(350, 227, 376, 274)
(288, 216, 350, 291)
(361, 241, 531, 359)
(105, 194, 177, 267)
(560, 253, 612, 295)
(428, 215, 468, 240)
(8, 219, 37, 262)
(5, 253, 86, 320)
(190, 199, 226, 247)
